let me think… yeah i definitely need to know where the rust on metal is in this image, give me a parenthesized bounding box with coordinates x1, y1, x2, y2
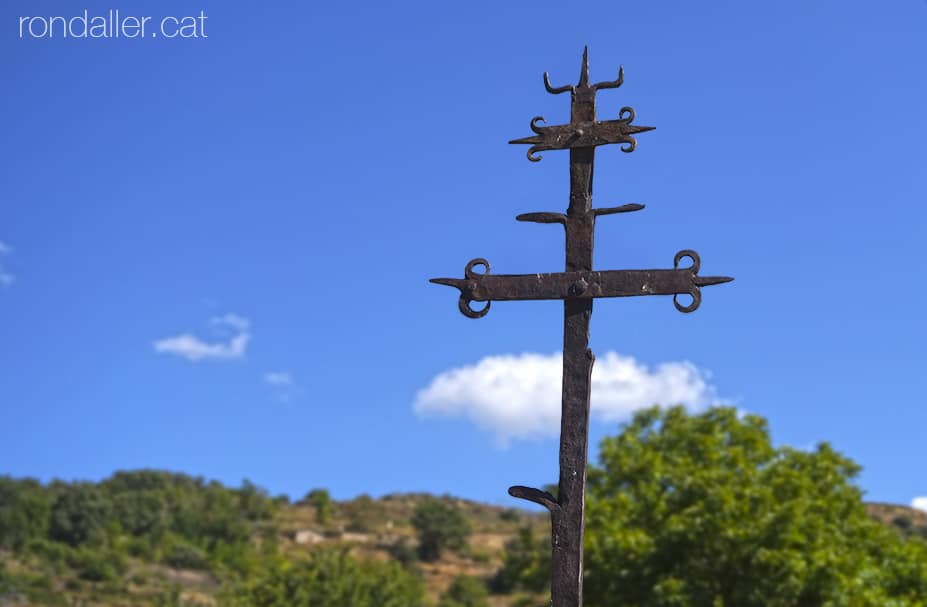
(430, 47, 732, 606)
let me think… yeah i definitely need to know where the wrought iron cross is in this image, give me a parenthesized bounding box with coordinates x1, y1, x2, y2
(431, 48, 732, 607)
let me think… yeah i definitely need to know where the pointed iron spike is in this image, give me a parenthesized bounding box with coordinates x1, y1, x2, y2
(594, 203, 645, 216)
(625, 124, 656, 134)
(516, 212, 567, 224)
(429, 277, 468, 291)
(508, 134, 544, 145)
(694, 276, 735, 287)
(578, 46, 590, 87)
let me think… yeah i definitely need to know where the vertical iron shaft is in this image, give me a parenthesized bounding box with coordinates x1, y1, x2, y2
(551, 81, 597, 607)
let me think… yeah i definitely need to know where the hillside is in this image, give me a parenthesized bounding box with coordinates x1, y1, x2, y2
(0, 471, 925, 607)
(0, 474, 549, 607)
(276, 491, 549, 606)
(867, 502, 927, 539)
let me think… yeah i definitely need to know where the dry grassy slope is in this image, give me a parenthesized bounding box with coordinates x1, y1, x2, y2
(280, 493, 548, 605)
(866, 502, 927, 528)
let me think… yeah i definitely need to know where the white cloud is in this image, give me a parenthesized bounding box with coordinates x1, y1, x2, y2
(264, 370, 297, 402)
(912, 497, 927, 513)
(211, 313, 250, 332)
(154, 313, 251, 362)
(0, 241, 14, 288)
(264, 371, 292, 387)
(414, 351, 720, 444)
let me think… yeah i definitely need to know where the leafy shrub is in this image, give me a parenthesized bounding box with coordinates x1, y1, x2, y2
(303, 488, 333, 525)
(112, 490, 169, 537)
(71, 546, 125, 582)
(499, 508, 521, 522)
(234, 548, 425, 607)
(894, 514, 914, 531)
(164, 542, 208, 570)
(26, 537, 76, 567)
(49, 483, 112, 547)
(387, 536, 419, 569)
(410, 499, 471, 561)
(0, 477, 51, 551)
(490, 526, 548, 594)
(438, 575, 489, 607)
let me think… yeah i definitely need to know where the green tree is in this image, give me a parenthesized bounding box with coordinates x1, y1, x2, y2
(388, 536, 419, 569)
(70, 545, 126, 582)
(491, 526, 549, 594)
(0, 477, 50, 551)
(112, 490, 168, 537)
(238, 480, 276, 522)
(410, 498, 471, 562)
(233, 548, 425, 607)
(304, 489, 333, 525)
(48, 483, 112, 547)
(583, 406, 927, 606)
(439, 575, 489, 607)
(162, 539, 208, 570)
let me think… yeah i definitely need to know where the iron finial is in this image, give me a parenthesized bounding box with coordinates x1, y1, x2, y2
(579, 46, 590, 88)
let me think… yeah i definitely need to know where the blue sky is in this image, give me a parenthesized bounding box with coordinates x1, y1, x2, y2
(1, 0, 925, 509)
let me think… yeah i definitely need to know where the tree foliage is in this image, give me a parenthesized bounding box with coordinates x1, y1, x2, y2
(232, 548, 425, 607)
(0, 469, 279, 584)
(304, 489, 333, 525)
(438, 574, 490, 607)
(583, 406, 927, 606)
(0, 477, 50, 550)
(49, 482, 112, 547)
(410, 498, 471, 561)
(492, 526, 549, 594)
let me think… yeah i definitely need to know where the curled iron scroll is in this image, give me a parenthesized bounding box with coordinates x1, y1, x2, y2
(459, 258, 491, 319)
(673, 249, 702, 313)
(618, 106, 639, 153)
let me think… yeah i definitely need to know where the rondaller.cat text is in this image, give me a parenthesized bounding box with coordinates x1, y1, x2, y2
(19, 10, 208, 39)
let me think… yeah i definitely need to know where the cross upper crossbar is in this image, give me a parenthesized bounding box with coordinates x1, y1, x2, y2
(510, 110, 655, 160)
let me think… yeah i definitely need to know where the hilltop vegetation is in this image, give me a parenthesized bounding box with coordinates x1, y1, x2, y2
(2, 407, 927, 606)
(0, 471, 545, 607)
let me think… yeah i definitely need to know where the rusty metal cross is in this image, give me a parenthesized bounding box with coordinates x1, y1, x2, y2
(431, 48, 732, 607)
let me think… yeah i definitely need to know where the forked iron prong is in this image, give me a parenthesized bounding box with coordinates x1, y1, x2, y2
(593, 65, 625, 90)
(544, 72, 573, 95)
